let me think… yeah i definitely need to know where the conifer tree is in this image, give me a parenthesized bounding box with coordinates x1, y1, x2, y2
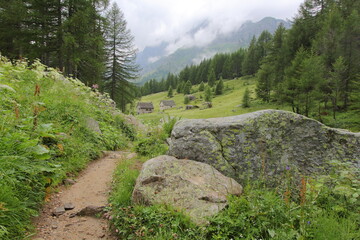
(215, 78, 224, 95)
(208, 67, 216, 87)
(242, 88, 251, 108)
(183, 80, 192, 95)
(103, 3, 139, 112)
(199, 81, 205, 91)
(204, 85, 212, 102)
(167, 86, 173, 98)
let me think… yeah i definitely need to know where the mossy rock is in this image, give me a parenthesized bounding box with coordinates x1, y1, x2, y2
(132, 155, 242, 224)
(168, 110, 360, 185)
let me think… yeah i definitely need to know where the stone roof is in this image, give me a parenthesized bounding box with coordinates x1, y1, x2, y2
(160, 100, 176, 107)
(137, 102, 154, 109)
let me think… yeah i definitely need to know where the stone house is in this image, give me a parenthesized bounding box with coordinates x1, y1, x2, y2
(160, 100, 176, 111)
(136, 102, 154, 114)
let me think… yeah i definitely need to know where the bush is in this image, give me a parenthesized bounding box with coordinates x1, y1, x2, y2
(134, 130, 168, 157)
(184, 96, 190, 104)
(162, 116, 181, 137)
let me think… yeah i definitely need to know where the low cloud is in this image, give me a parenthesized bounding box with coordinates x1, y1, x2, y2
(115, 0, 303, 51)
(148, 56, 161, 63)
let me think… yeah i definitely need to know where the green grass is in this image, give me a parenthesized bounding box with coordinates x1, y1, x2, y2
(0, 58, 133, 239)
(137, 77, 359, 132)
(137, 77, 290, 123)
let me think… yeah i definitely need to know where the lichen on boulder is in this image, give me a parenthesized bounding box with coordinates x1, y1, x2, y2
(131, 155, 242, 224)
(168, 110, 360, 185)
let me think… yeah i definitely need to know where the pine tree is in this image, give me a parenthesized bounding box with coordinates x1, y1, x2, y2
(0, 1, 29, 58)
(242, 88, 251, 108)
(222, 56, 233, 79)
(167, 86, 173, 98)
(207, 67, 216, 87)
(328, 56, 347, 119)
(242, 36, 258, 75)
(199, 81, 205, 91)
(183, 80, 192, 95)
(103, 3, 139, 112)
(215, 78, 224, 95)
(204, 85, 212, 102)
(256, 63, 274, 102)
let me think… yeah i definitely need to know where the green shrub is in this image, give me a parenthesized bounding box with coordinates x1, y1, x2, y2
(134, 129, 168, 157)
(162, 115, 180, 137)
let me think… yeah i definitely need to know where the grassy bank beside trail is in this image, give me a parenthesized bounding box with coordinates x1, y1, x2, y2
(0, 58, 134, 239)
(138, 77, 359, 132)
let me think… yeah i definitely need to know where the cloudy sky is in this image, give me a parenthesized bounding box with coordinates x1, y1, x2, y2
(114, 0, 304, 51)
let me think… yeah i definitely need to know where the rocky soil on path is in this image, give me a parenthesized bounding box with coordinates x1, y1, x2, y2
(32, 151, 136, 240)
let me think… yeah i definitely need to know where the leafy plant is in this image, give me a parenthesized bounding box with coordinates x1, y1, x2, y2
(134, 130, 168, 158)
(162, 115, 181, 137)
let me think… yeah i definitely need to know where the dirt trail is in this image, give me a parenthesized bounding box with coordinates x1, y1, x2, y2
(32, 151, 136, 240)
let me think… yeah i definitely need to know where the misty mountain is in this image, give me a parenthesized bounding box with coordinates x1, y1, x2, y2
(136, 17, 291, 84)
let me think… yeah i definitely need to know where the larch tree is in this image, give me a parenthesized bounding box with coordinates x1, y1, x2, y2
(104, 3, 139, 112)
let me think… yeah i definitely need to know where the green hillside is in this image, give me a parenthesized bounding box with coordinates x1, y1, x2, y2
(137, 76, 359, 132)
(137, 77, 290, 122)
(0, 58, 134, 239)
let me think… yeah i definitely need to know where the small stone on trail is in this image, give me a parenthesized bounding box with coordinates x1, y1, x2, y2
(77, 206, 105, 216)
(53, 206, 66, 216)
(64, 202, 75, 210)
(63, 178, 76, 185)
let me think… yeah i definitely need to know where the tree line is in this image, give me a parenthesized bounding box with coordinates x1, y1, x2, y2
(139, 0, 359, 119)
(0, 0, 138, 112)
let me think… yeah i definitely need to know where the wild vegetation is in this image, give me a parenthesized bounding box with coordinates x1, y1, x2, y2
(0, 57, 133, 239)
(109, 120, 359, 240)
(0, 0, 139, 111)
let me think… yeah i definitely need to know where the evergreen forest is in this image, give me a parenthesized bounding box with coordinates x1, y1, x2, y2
(0, 0, 138, 111)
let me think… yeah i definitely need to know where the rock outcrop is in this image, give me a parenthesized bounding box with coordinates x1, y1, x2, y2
(85, 117, 102, 134)
(132, 155, 242, 224)
(168, 110, 360, 184)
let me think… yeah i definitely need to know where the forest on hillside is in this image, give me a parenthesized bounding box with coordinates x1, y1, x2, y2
(0, 0, 138, 111)
(140, 0, 360, 120)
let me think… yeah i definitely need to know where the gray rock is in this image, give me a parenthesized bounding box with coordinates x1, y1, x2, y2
(74, 205, 105, 217)
(132, 155, 242, 224)
(64, 202, 75, 210)
(53, 206, 66, 216)
(63, 178, 76, 185)
(168, 110, 360, 185)
(86, 117, 102, 134)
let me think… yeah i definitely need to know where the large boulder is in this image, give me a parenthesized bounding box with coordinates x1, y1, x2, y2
(132, 155, 242, 224)
(168, 110, 360, 184)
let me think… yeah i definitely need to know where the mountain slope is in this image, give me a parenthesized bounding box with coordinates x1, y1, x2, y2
(136, 17, 291, 84)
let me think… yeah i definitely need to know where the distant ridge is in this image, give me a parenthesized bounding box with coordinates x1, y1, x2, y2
(136, 17, 291, 84)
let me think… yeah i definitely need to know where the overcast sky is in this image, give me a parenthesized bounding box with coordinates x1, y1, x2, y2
(114, 0, 304, 51)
